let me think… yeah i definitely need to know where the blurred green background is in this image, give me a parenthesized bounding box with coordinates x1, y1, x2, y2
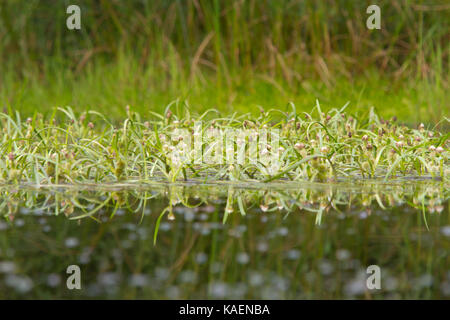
(0, 0, 448, 124)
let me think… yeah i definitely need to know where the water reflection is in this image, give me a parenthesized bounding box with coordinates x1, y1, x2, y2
(0, 179, 449, 299)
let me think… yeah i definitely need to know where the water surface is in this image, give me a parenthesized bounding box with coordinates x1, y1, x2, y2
(0, 179, 449, 299)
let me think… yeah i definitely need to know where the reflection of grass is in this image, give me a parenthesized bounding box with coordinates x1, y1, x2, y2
(1, 181, 447, 223)
(0, 183, 448, 299)
(0, 106, 448, 186)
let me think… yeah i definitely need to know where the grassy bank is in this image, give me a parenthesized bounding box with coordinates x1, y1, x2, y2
(0, 1, 448, 123)
(1, 56, 448, 125)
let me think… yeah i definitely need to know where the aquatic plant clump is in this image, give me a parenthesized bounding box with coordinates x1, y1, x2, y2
(0, 103, 448, 185)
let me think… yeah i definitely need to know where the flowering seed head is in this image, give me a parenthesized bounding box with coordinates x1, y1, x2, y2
(294, 142, 305, 150)
(320, 146, 329, 153)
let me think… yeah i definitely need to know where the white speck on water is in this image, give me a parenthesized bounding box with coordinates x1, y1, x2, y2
(179, 270, 197, 283)
(441, 281, 450, 296)
(5, 275, 34, 293)
(414, 274, 433, 289)
(237, 225, 247, 233)
(202, 205, 215, 213)
(115, 209, 125, 216)
(137, 228, 148, 240)
(286, 249, 301, 260)
(128, 233, 137, 241)
(441, 226, 450, 237)
(384, 276, 398, 291)
(209, 222, 222, 229)
(121, 240, 132, 249)
(195, 253, 208, 264)
(231, 282, 247, 298)
(15, 219, 25, 227)
(236, 252, 250, 265)
(336, 249, 351, 261)
(278, 227, 288, 236)
(33, 209, 44, 216)
(249, 272, 264, 286)
(129, 274, 149, 287)
(43, 225, 51, 232)
(46, 273, 61, 287)
(98, 272, 120, 287)
(344, 271, 367, 297)
(318, 260, 334, 275)
(155, 267, 169, 281)
(183, 210, 195, 222)
(359, 211, 368, 219)
(166, 286, 180, 299)
(159, 222, 171, 231)
(256, 242, 269, 252)
(271, 275, 289, 291)
(20, 208, 31, 215)
(210, 282, 228, 298)
(229, 225, 247, 238)
(86, 283, 102, 297)
(200, 226, 211, 235)
(261, 286, 282, 300)
(64, 237, 79, 248)
(0, 261, 16, 273)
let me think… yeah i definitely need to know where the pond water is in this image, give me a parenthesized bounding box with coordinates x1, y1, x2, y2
(0, 179, 449, 299)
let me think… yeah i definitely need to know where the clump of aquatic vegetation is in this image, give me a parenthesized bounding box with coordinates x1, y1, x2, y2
(0, 102, 448, 185)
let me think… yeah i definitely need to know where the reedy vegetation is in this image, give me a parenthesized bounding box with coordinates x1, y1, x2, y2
(0, 0, 448, 122)
(0, 102, 448, 187)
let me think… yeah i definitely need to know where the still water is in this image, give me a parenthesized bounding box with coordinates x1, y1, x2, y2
(0, 179, 449, 299)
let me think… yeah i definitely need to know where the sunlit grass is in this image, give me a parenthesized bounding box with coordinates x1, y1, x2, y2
(1, 102, 448, 188)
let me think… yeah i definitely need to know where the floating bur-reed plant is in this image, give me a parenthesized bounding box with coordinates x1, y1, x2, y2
(0, 102, 448, 185)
